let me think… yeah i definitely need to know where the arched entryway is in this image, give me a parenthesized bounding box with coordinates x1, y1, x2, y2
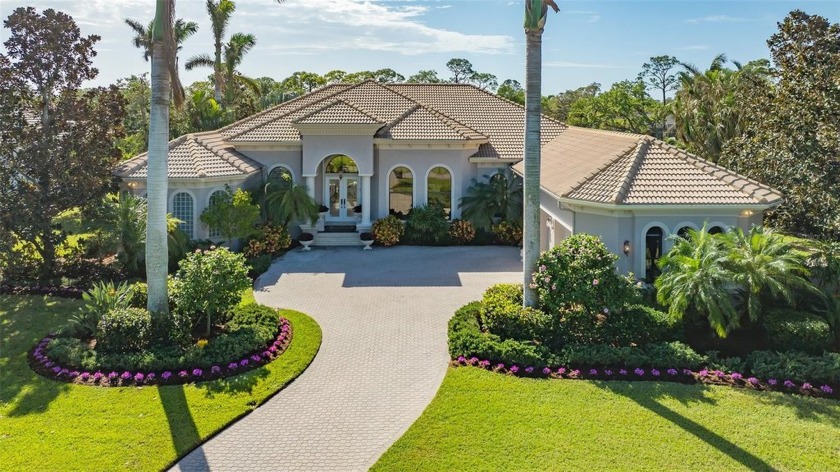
(322, 155, 360, 223)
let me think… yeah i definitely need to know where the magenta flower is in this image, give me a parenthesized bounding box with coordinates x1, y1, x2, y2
(820, 385, 833, 394)
(121, 371, 132, 380)
(634, 368, 645, 376)
(178, 370, 189, 378)
(651, 369, 660, 377)
(768, 378, 778, 386)
(784, 380, 796, 388)
(713, 370, 724, 377)
(93, 372, 104, 381)
(802, 382, 813, 390)
(80, 372, 90, 380)
(44, 361, 54, 368)
(747, 377, 759, 385)
(162, 371, 173, 380)
(192, 368, 203, 377)
(557, 367, 567, 375)
(698, 369, 709, 378)
(457, 356, 466, 363)
(730, 372, 743, 380)
(509, 365, 520, 374)
(667, 369, 678, 376)
(51, 366, 61, 374)
(619, 369, 628, 376)
(570, 369, 581, 377)
(228, 362, 238, 370)
(479, 360, 491, 368)
(240, 359, 249, 367)
(495, 363, 505, 370)
(468, 357, 479, 365)
(682, 369, 692, 376)
(250, 354, 261, 362)
(108, 372, 118, 379)
(525, 366, 535, 374)
(604, 369, 613, 376)
(592, 279, 599, 286)
(542, 367, 552, 375)
(147, 373, 156, 381)
(269, 346, 278, 353)
(134, 373, 145, 382)
(589, 369, 598, 376)
(211, 366, 221, 375)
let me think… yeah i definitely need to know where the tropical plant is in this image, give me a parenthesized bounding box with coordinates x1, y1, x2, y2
(265, 183, 319, 226)
(243, 224, 292, 258)
(187, 32, 260, 109)
(71, 281, 133, 339)
(655, 225, 738, 337)
(124, 17, 198, 63)
(725, 226, 818, 322)
(404, 205, 450, 245)
(200, 186, 260, 242)
(448, 219, 476, 245)
(459, 170, 523, 230)
(522, 0, 559, 307)
(372, 215, 404, 247)
(491, 221, 522, 246)
(186, 88, 224, 131)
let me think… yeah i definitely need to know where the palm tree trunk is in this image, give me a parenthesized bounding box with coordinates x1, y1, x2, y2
(523, 29, 542, 307)
(146, 0, 171, 315)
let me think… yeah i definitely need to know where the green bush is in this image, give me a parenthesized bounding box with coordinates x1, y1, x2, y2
(170, 247, 251, 336)
(764, 309, 832, 354)
(125, 282, 147, 309)
(746, 350, 840, 384)
(96, 307, 152, 354)
(480, 284, 548, 341)
(227, 302, 279, 343)
(243, 224, 292, 258)
(559, 342, 706, 370)
(372, 215, 404, 247)
(599, 304, 680, 347)
(448, 219, 476, 245)
(491, 220, 522, 246)
(449, 302, 553, 367)
(246, 254, 272, 278)
(71, 281, 133, 339)
(404, 205, 450, 245)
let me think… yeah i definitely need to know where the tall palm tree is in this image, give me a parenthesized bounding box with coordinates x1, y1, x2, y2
(522, 0, 559, 307)
(726, 226, 818, 322)
(187, 32, 260, 108)
(656, 225, 739, 337)
(124, 17, 198, 63)
(187, 0, 237, 103)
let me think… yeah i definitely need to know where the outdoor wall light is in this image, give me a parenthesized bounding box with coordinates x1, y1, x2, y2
(623, 240, 631, 256)
(545, 217, 553, 228)
(741, 209, 754, 217)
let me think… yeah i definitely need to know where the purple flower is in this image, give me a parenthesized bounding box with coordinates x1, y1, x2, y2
(713, 370, 725, 378)
(228, 362, 238, 370)
(682, 369, 693, 376)
(570, 369, 581, 377)
(121, 371, 132, 380)
(468, 357, 479, 365)
(162, 371, 173, 380)
(93, 372, 103, 381)
(51, 366, 61, 374)
(651, 369, 660, 377)
(802, 382, 813, 390)
(262, 351, 271, 358)
(525, 366, 535, 374)
(178, 370, 189, 378)
(44, 361, 54, 368)
(457, 356, 466, 363)
(667, 369, 678, 376)
(634, 368, 645, 376)
(240, 359, 249, 367)
(479, 360, 490, 368)
(192, 368, 203, 377)
(747, 377, 759, 385)
(108, 372, 118, 379)
(698, 369, 709, 378)
(557, 367, 567, 375)
(134, 373, 145, 382)
(146, 373, 156, 381)
(211, 366, 222, 375)
(509, 365, 520, 374)
(251, 354, 261, 362)
(269, 346, 278, 353)
(820, 385, 833, 394)
(730, 372, 743, 380)
(619, 369, 628, 376)
(542, 367, 552, 375)
(784, 380, 796, 388)
(80, 372, 90, 380)
(69, 371, 79, 378)
(604, 369, 613, 376)
(589, 369, 598, 376)
(768, 378, 778, 386)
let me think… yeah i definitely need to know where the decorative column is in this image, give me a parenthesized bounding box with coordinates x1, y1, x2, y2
(360, 175, 371, 230)
(305, 175, 316, 200)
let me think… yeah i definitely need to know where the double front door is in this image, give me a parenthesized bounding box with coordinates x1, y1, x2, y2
(325, 175, 359, 222)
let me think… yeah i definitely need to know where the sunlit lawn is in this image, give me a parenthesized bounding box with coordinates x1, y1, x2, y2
(0, 294, 321, 471)
(374, 367, 840, 472)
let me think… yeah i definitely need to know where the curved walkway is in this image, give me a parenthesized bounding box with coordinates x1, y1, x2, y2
(173, 246, 521, 471)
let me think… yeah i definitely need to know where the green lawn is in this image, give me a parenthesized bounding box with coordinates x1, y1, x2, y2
(374, 367, 840, 472)
(0, 294, 321, 471)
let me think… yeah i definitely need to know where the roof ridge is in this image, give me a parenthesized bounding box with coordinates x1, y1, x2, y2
(193, 132, 261, 175)
(562, 140, 641, 198)
(563, 125, 646, 140)
(377, 103, 423, 135)
(380, 82, 486, 139)
(293, 97, 383, 124)
(654, 140, 783, 203)
(610, 138, 650, 204)
(185, 134, 209, 178)
(454, 82, 568, 129)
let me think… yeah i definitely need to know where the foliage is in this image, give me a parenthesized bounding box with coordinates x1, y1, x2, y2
(123, 17, 198, 63)
(265, 183, 319, 226)
(746, 350, 840, 384)
(246, 254, 272, 278)
(496, 79, 524, 104)
(491, 220, 522, 246)
(763, 309, 833, 354)
(372, 215, 404, 247)
(96, 307, 152, 354)
(480, 284, 549, 341)
(459, 170, 523, 230)
(638, 55, 680, 137)
(243, 224, 291, 258)
(404, 205, 450, 245)
(170, 247, 251, 336)
(559, 342, 706, 370)
(448, 219, 476, 245)
(655, 226, 738, 337)
(720, 12, 840, 240)
(200, 186, 260, 242)
(533, 234, 638, 319)
(541, 82, 600, 123)
(406, 69, 442, 83)
(448, 302, 554, 367)
(71, 281, 133, 339)
(567, 79, 660, 135)
(227, 302, 278, 341)
(598, 304, 681, 347)
(0, 7, 126, 277)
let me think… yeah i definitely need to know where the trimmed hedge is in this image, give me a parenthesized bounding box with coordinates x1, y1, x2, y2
(558, 342, 706, 370)
(746, 350, 840, 384)
(480, 284, 549, 342)
(764, 308, 832, 354)
(96, 307, 152, 354)
(599, 304, 681, 347)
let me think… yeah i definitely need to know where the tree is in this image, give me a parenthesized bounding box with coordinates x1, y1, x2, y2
(281, 71, 326, 95)
(323, 69, 347, 84)
(497, 79, 525, 104)
(0, 7, 126, 277)
(472, 72, 499, 91)
(458, 170, 523, 230)
(343, 70, 375, 83)
(195, 0, 235, 103)
(638, 55, 679, 137)
(124, 17, 198, 64)
(523, 0, 559, 306)
(567, 79, 659, 134)
(185, 87, 223, 131)
(446, 58, 475, 83)
(542, 82, 600, 122)
(266, 183, 319, 226)
(655, 226, 739, 337)
(720, 11, 840, 240)
(407, 69, 441, 83)
(116, 74, 152, 158)
(373, 68, 405, 83)
(200, 186, 260, 242)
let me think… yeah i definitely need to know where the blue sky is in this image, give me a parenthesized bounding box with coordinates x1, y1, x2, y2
(1, 0, 837, 94)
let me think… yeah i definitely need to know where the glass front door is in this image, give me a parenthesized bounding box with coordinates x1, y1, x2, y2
(324, 175, 359, 221)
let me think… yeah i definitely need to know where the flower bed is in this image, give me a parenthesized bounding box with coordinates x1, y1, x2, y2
(29, 317, 292, 386)
(450, 356, 838, 399)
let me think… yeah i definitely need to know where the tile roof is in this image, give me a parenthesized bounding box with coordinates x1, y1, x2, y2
(114, 132, 261, 180)
(294, 99, 383, 125)
(514, 127, 783, 206)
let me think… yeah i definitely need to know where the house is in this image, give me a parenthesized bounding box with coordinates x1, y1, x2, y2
(114, 80, 782, 278)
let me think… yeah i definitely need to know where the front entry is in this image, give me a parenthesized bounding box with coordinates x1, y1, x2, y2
(325, 175, 359, 222)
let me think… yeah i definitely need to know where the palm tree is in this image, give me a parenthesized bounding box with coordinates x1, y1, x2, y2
(188, 33, 260, 108)
(186, 0, 237, 104)
(459, 170, 523, 230)
(124, 17, 198, 63)
(522, 0, 559, 307)
(726, 226, 818, 322)
(265, 183, 319, 226)
(655, 225, 739, 337)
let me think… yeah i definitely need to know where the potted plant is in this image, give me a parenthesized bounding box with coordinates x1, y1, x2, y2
(360, 232, 374, 250)
(318, 204, 328, 219)
(298, 232, 314, 251)
(353, 204, 362, 215)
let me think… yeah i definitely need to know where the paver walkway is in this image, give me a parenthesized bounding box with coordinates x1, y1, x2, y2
(172, 246, 521, 471)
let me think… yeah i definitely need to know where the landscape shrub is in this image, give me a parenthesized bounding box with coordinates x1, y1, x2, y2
(170, 247, 251, 336)
(480, 283, 549, 341)
(246, 254, 272, 278)
(96, 307, 152, 354)
(746, 350, 840, 384)
(372, 215, 404, 246)
(599, 304, 680, 347)
(243, 224, 292, 258)
(448, 219, 476, 245)
(449, 302, 553, 367)
(404, 205, 450, 245)
(70, 281, 133, 339)
(764, 309, 832, 354)
(558, 342, 706, 370)
(125, 282, 148, 309)
(491, 220, 522, 246)
(227, 302, 279, 342)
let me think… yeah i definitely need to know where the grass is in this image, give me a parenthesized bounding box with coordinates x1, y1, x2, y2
(0, 293, 321, 471)
(373, 367, 840, 472)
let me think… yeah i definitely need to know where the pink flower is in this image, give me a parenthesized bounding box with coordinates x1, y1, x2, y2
(592, 279, 599, 286)
(509, 365, 520, 374)
(542, 367, 552, 375)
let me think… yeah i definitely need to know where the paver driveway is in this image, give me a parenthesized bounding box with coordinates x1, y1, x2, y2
(172, 246, 521, 471)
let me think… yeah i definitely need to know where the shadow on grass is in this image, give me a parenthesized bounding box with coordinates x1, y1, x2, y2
(753, 389, 840, 423)
(596, 382, 775, 471)
(0, 295, 73, 417)
(159, 385, 208, 469)
(196, 366, 270, 399)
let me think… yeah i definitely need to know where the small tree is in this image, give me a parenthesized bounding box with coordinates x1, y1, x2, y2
(200, 186, 260, 242)
(458, 170, 523, 230)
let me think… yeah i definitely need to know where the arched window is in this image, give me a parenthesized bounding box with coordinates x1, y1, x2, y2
(389, 166, 413, 218)
(709, 226, 725, 235)
(645, 226, 664, 282)
(427, 166, 452, 218)
(325, 155, 358, 173)
(677, 226, 693, 239)
(207, 190, 226, 238)
(268, 166, 293, 185)
(172, 192, 194, 238)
